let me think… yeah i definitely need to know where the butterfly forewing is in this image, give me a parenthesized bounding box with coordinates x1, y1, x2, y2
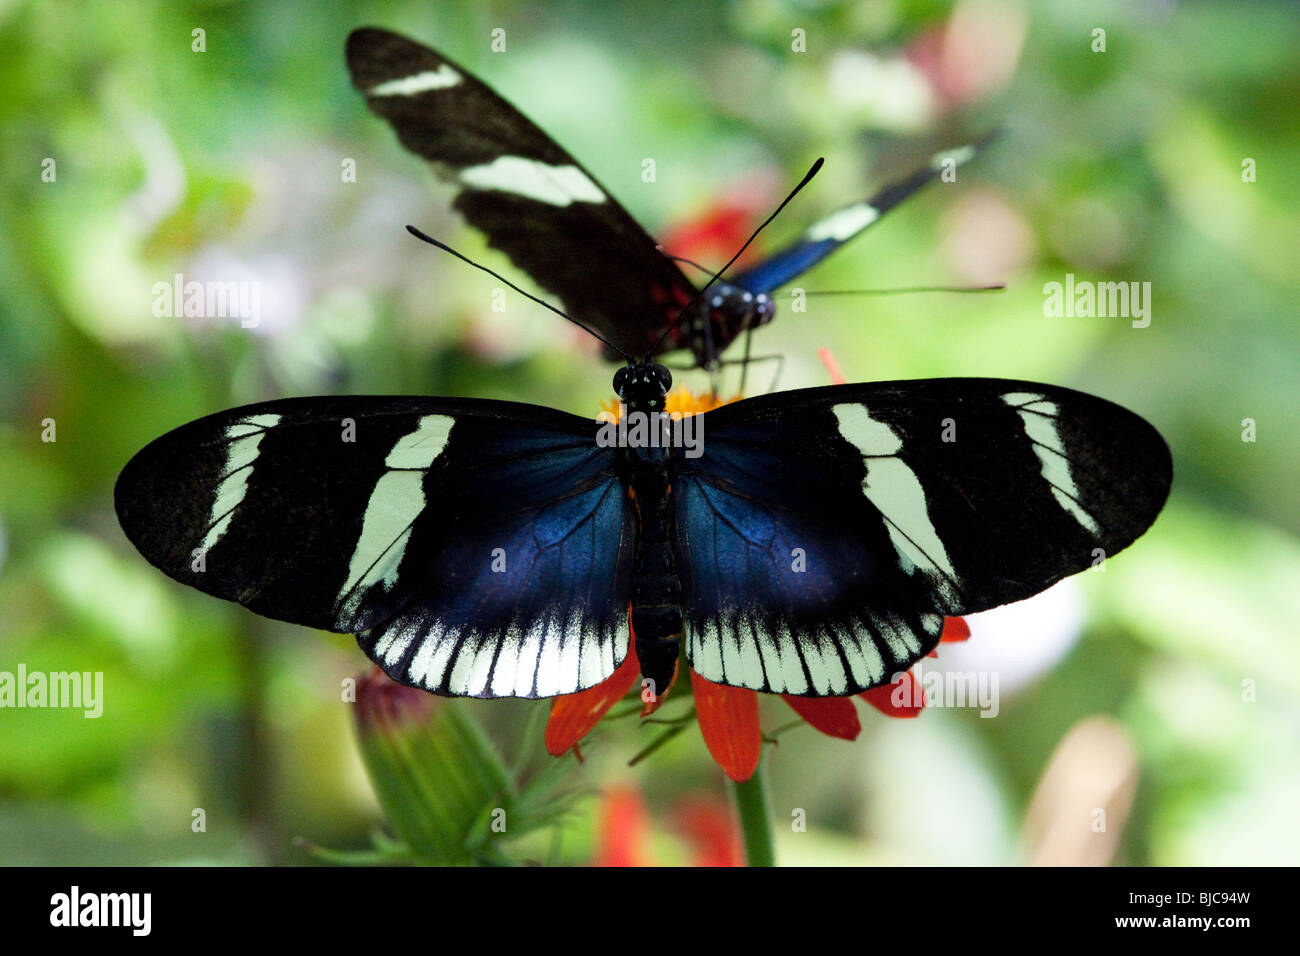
(346, 27, 696, 358)
(114, 396, 634, 698)
(675, 378, 1171, 694)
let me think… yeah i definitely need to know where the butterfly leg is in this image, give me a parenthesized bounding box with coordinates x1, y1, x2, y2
(692, 306, 722, 397)
(737, 326, 755, 394)
(714, 352, 786, 395)
(706, 363, 722, 397)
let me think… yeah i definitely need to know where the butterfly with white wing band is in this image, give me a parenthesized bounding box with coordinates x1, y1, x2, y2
(115, 360, 1171, 700)
(345, 27, 993, 371)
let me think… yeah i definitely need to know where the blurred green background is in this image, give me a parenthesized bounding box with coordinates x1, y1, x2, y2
(1, 0, 1297, 865)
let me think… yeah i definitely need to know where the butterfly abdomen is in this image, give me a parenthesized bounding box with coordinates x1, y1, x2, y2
(626, 457, 683, 698)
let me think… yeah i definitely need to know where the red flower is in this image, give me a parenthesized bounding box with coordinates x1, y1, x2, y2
(547, 625, 966, 783)
(672, 793, 745, 867)
(593, 785, 742, 867)
(658, 181, 778, 273)
(683, 615, 971, 781)
(593, 786, 654, 867)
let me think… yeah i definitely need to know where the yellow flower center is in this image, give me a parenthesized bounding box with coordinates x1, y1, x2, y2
(601, 387, 740, 421)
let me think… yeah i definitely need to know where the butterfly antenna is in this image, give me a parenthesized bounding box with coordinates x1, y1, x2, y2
(657, 249, 716, 277)
(801, 283, 1006, 297)
(649, 157, 825, 357)
(405, 225, 632, 361)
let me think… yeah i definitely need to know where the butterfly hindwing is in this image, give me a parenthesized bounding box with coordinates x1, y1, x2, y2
(674, 466, 946, 697)
(346, 27, 696, 358)
(114, 396, 634, 698)
(674, 378, 1171, 695)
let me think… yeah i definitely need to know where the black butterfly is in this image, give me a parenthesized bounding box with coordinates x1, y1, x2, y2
(345, 27, 989, 371)
(115, 368, 1171, 700)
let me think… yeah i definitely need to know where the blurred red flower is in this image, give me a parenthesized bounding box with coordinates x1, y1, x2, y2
(593, 785, 742, 867)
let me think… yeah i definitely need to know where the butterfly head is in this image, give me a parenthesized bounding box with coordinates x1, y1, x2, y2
(614, 361, 672, 412)
(705, 283, 776, 334)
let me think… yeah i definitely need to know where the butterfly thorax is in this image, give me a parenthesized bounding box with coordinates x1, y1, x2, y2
(613, 361, 683, 697)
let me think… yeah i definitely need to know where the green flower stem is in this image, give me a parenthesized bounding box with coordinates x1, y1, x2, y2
(732, 759, 775, 867)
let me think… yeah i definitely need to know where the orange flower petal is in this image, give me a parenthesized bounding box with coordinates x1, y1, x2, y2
(690, 670, 761, 782)
(781, 695, 861, 741)
(545, 649, 641, 756)
(861, 670, 925, 718)
(594, 785, 653, 867)
(941, 616, 972, 642)
(930, 616, 972, 655)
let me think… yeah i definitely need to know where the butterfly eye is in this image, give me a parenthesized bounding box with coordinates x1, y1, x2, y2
(653, 365, 672, 392)
(613, 367, 630, 395)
